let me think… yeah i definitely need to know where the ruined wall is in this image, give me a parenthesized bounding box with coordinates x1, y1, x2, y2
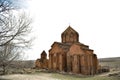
(35, 51, 48, 69)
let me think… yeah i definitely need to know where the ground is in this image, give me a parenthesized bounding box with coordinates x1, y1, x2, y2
(0, 57, 120, 80)
(0, 73, 53, 80)
(0, 70, 120, 80)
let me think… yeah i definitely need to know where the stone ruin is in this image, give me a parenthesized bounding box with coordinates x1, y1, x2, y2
(35, 51, 48, 69)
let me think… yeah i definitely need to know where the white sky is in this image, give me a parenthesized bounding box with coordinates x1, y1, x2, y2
(25, 0, 120, 60)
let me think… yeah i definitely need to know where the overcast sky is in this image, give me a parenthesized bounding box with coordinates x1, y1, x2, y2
(25, 0, 120, 60)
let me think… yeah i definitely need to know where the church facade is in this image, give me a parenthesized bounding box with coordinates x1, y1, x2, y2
(35, 26, 99, 75)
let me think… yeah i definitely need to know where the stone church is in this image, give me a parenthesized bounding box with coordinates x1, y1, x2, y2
(35, 26, 99, 75)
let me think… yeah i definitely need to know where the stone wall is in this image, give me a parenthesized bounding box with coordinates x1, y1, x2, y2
(36, 26, 99, 75)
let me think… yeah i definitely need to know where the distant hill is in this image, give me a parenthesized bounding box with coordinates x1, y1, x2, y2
(98, 57, 120, 70)
(2, 57, 119, 69)
(99, 57, 120, 62)
(8, 60, 35, 69)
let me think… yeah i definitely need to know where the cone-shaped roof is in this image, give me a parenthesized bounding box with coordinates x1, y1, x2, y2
(41, 50, 47, 55)
(62, 26, 79, 36)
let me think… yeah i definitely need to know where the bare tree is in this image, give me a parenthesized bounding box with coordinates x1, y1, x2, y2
(0, 11, 32, 73)
(0, 0, 32, 74)
(0, 11, 32, 46)
(0, 0, 25, 13)
(0, 0, 31, 46)
(0, 0, 13, 12)
(0, 42, 19, 74)
(0, 12, 32, 74)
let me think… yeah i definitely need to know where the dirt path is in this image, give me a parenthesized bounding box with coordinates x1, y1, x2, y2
(0, 73, 58, 80)
(0, 71, 120, 80)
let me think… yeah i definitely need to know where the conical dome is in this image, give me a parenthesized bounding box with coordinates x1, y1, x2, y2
(61, 26, 79, 43)
(41, 50, 47, 59)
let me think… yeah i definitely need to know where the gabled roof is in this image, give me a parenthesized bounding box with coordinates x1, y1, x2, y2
(62, 26, 79, 36)
(75, 42, 93, 51)
(51, 42, 71, 49)
(49, 42, 71, 53)
(49, 41, 94, 54)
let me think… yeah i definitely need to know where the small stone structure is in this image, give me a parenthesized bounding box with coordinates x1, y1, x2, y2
(35, 51, 48, 69)
(35, 26, 99, 75)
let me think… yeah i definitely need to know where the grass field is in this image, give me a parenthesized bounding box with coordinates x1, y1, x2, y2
(0, 71, 120, 80)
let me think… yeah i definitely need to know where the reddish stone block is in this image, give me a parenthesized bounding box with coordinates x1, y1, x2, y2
(35, 51, 48, 69)
(35, 26, 99, 75)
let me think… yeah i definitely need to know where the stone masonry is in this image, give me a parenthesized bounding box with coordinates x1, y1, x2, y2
(35, 51, 48, 69)
(35, 26, 99, 75)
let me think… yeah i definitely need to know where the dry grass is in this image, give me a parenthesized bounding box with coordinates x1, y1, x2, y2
(99, 57, 120, 71)
(0, 57, 120, 80)
(0, 69, 120, 80)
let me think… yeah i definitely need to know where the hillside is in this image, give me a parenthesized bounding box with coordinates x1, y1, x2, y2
(99, 57, 120, 71)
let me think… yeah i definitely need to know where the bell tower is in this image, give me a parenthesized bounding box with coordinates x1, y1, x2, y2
(41, 50, 47, 59)
(61, 26, 79, 43)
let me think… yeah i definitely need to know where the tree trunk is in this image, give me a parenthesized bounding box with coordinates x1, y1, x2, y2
(2, 64, 6, 75)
